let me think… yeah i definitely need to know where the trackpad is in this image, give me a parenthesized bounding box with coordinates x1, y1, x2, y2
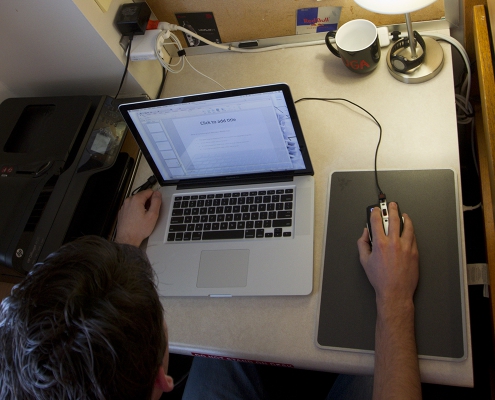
(197, 249, 249, 288)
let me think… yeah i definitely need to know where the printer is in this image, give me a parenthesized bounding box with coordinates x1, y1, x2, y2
(0, 95, 137, 274)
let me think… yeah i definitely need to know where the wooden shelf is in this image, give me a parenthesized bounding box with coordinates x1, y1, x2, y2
(473, 4, 495, 349)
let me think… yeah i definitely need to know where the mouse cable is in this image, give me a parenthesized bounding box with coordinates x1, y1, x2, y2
(132, 175, 157, 195)
(294, 97, 384, 196)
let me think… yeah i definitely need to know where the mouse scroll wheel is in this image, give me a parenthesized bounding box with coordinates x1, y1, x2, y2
(382, 209, 388, 217)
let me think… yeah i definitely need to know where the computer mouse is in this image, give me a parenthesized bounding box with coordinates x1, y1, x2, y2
(366, 199, 404, 244)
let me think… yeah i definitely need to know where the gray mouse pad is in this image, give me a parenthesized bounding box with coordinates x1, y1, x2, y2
(317, 169, 466, 360)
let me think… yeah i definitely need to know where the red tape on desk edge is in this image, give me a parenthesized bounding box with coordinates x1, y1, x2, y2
(191, 352, 294, 368)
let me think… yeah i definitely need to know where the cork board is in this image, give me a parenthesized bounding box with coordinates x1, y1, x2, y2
(147, 0, 445, 45)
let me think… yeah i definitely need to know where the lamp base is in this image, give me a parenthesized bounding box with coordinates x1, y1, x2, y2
(386, 36, 444, 84)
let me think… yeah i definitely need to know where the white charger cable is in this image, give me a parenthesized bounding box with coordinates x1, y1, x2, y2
(158, 22, 329, 53)
(154, 29, 184, 73)
(154, 27, 226, 89)
(157, 22, 392, 52)
(154, 24, 474, 138)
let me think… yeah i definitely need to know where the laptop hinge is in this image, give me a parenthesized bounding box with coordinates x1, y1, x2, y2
(176, 174, 294, 190)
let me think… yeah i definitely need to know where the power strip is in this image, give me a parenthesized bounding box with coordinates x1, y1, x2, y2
(130, 29, 161, 61)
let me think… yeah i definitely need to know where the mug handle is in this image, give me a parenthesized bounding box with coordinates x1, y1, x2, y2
(325, 31, 340, 58)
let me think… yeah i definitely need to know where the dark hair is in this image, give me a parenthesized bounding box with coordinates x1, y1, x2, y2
(0, 236, 166, 400)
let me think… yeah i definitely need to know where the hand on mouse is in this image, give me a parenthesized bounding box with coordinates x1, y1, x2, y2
(115, 189, 162, 247)
(357, 202, 421, 399)
(357, 202, 419, 306)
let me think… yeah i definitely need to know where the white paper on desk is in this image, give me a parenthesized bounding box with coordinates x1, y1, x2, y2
(467, 263, 489, 285)
(467, 263, 489, 297)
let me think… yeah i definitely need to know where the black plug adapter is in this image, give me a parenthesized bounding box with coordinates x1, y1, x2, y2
(115, 2, 151, 37)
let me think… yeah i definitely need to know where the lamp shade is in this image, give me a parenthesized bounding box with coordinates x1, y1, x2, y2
(354, 0, 437, 15)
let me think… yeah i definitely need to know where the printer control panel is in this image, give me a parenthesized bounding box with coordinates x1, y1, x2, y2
(77, 97, 128, 173)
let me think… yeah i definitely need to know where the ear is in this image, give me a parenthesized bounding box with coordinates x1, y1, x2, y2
(152, 366, 174, 399)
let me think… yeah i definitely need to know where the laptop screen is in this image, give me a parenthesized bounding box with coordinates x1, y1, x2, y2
(119, 84, 313, 185)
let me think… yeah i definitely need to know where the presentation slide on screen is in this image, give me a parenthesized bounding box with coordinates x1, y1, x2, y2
(129, 94, 306, 180)
(171, 108, 290, 173)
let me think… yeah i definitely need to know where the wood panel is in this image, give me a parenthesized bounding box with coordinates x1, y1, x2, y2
(464, 0, 487, 63)
(147, 0, 444, 44)
(475, 103, 495, 345)
(473, 4, 495, 352)
(474, 5, 495, 224)
(489, 0, 495, 43)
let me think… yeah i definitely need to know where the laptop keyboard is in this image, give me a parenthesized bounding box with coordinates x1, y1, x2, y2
(166, 187, 295, 242)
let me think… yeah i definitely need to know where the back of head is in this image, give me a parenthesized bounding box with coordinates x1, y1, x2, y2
(0, 236, 166, 400)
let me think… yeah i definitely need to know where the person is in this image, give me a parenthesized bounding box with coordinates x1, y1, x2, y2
(357, 202, 421, 399)
(0, 189, 173, 399)
(0, 189, 420, 399)
(181, 201, 421, 400)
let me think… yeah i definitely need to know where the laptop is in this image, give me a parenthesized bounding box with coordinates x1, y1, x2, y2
(119, 83, 315, 297)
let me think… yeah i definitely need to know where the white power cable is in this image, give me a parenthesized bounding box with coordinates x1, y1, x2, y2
(391, 32, 472, 124)
(421, 33, 478, 179)
(156, 24, 472, 112)
(154, 23, 481, 206)
(154, 29, 184, 73)
(158, 22, 325, 53)
(463, 203, 481, 211)
(184, 57, 226, 90)
(421, 32, 472, 124)
(154, 25, 474, 126)
(154, 29, 225, 89)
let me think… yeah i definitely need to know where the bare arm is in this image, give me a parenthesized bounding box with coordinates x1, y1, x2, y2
(357, 202, 421, 400)
(114, 189, 162, 247)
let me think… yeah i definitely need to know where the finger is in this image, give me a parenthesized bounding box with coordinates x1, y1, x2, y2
(411, 230, 418, 254)
(387, 202, 400, 237)
(147, 191, 162, 216)
(400, 212, 415, 243)
(370, 206, 385, 241)
(358, 226, 371, 245)
(357, 227, 371, 264)
(134, 188, 154, 204)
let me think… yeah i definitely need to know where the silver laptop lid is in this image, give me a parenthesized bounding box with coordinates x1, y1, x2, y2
(119, 83, 313, 187)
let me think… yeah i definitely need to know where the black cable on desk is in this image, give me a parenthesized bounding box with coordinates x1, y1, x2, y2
(294, 97, 384, 196)
(114, 35, 134, 101)
(132, 175, 157, 195)
(157, 67, 167, 99)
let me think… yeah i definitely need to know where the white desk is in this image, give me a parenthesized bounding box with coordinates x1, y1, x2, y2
(134, 31, 473, 386)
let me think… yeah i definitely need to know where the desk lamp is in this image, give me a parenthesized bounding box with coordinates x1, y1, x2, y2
(354, 0, 444, 83)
